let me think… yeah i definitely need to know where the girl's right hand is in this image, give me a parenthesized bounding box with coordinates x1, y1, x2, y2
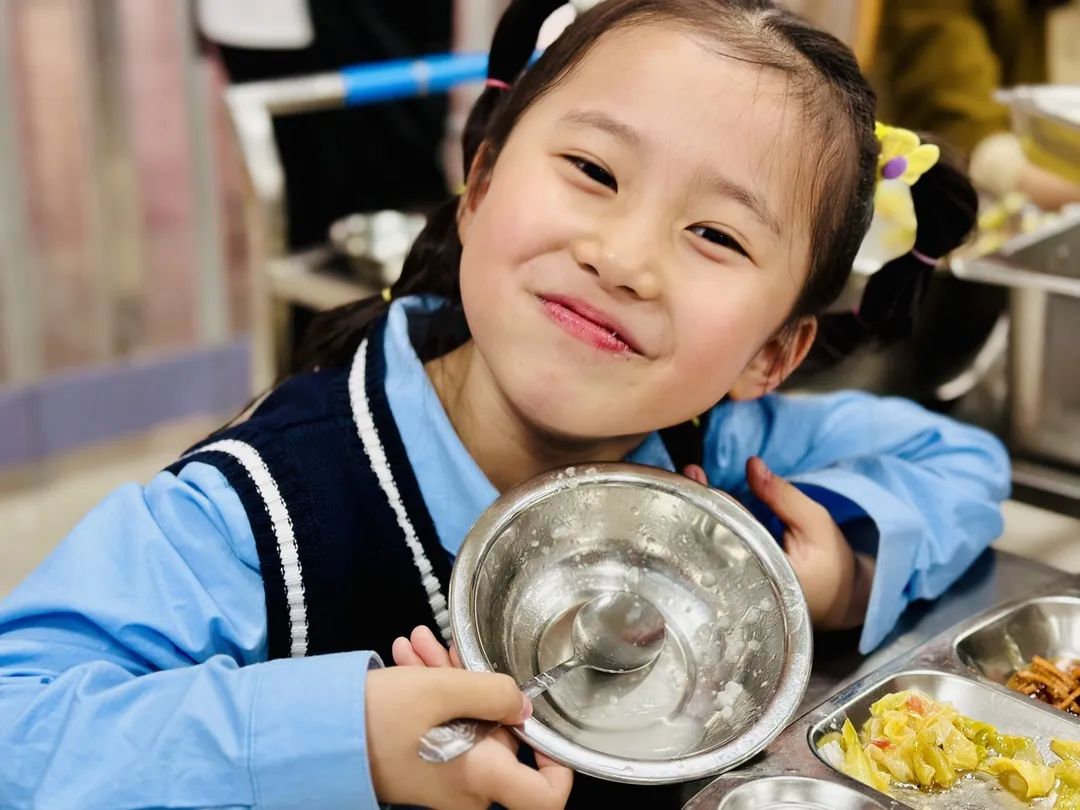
(389, 627, 574, 808)
(368, 630, 573, 810)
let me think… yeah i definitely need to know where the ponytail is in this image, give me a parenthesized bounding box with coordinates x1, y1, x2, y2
(807, 139, 978, 366)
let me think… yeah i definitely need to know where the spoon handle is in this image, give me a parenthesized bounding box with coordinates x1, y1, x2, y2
(418, 718, 499, 763)
(518, 656, 583, 699)
(417, 657, 583, 763)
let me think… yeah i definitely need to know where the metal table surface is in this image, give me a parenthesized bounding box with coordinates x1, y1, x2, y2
(677, 547, 1077, 805)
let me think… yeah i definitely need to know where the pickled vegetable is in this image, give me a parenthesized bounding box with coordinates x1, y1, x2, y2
(1055, 764, 1080, 809)
(1054, 739, 1080, 764)
(982, 757, 1056, 799)
(816, 688, 1080, 805)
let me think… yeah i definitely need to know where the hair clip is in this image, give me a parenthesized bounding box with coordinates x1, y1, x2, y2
(485, 78, 512, 91)
(853, 123, 940, 276)
(876, 123, 939, 187)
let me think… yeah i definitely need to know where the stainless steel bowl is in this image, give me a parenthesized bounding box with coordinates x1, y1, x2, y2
(715, 776, 888, 809)
(450, 463, 812, 784)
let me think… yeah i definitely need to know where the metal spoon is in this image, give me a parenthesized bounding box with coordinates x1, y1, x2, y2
(418, 591, 667, 763)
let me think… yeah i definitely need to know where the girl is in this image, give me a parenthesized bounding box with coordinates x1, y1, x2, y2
(0, 0, 1009, 808)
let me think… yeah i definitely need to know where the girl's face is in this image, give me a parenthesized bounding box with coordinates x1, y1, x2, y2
(458, 24, 815, 440)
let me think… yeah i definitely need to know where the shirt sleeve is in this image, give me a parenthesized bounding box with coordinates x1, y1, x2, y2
(703, 391, 1011, 653)
(0, 461, 382, 810)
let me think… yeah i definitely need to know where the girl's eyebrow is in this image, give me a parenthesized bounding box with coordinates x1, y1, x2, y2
(697, 168, 783, 240)
(559, 109, 644, 149)
(559, 108, 783, 241)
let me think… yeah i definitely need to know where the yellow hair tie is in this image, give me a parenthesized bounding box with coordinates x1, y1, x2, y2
(381, 287, 393, 302)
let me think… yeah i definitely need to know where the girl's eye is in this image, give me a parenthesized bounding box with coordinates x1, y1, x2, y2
(688, 225, 748, 258)
(565, 156, 617, 191)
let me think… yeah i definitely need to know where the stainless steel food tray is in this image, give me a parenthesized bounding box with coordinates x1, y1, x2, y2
(685, 585, 1080, 809)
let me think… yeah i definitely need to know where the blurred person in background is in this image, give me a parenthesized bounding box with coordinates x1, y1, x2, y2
(870, 0, 1080, 210)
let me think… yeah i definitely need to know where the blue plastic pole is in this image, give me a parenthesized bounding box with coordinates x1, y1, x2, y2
(340, 52, 489, 107)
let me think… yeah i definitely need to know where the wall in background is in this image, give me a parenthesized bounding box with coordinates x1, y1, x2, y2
(0, 0, 250, 468)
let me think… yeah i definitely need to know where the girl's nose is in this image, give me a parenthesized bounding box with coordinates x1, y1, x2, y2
(571, 215, 662, 300)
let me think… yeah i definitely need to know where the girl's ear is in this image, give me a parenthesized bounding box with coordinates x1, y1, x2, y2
(457, 143, 494, 246)
(728, 316, 817, 401)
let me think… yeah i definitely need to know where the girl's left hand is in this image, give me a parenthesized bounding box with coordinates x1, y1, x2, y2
(683, 459, 872, 630)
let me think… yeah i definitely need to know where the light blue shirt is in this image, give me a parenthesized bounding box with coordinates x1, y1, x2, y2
(0, 296, 1011, 808)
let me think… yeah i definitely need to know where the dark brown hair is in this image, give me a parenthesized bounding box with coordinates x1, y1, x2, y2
(296, 0, 972, 373)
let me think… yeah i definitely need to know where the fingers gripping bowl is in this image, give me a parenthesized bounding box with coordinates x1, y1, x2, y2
(448, 463, 813, 784)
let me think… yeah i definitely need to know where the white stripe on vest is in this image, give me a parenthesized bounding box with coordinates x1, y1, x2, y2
(183, 439, 310, 657)
(350, 338, 452, 642)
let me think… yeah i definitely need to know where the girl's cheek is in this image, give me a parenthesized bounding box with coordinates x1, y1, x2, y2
(677, 298, 762, 369)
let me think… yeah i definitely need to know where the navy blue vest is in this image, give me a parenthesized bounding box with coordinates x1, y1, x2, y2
(171, 315, 689, 808)
(169, 321, 453, 664)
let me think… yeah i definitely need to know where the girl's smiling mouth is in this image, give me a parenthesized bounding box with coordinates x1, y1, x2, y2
(538, 294, 644, 356)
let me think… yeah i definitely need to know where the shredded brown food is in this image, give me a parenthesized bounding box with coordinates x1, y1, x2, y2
(1007, 655, 1080, 714)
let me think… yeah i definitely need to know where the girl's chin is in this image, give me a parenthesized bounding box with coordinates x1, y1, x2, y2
(508, 397, 650, 446)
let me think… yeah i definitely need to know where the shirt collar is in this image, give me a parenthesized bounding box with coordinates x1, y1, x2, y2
(381, 296, 674, 556)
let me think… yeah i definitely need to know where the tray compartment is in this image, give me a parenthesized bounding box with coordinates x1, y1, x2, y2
(809, 670, 1080, 809)
(955, 596, 1080, 688)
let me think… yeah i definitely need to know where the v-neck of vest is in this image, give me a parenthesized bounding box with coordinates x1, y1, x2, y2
(343, 317, 455, 641)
